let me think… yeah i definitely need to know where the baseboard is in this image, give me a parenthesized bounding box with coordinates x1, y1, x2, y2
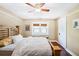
(65, 48, 76, 56)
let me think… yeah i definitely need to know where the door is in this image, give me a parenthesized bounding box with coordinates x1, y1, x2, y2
(58, 17, 67, 48)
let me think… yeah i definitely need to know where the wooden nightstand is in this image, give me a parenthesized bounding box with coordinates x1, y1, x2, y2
(50, 42, 61, 56)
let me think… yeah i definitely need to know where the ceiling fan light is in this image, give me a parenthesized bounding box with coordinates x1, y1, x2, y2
(35, 8, 41, 12)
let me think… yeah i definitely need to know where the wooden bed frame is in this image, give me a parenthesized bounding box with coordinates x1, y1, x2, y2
(0, 25, 20, 39)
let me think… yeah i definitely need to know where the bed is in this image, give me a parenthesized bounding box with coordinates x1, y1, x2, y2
(0, 25, 52, 56)
(0, 36, 52, 56)
(12, 37, 52, 56)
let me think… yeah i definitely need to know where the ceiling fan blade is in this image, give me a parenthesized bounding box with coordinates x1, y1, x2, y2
(41, 8, 50, 12)
(39, 3, 45, 7)
(26, 3, 34, 8)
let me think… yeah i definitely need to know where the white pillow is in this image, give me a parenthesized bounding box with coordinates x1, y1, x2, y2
(11, 34, 23, 43)
(18, 34, 23, 38)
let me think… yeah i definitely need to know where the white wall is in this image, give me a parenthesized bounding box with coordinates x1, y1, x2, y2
(0, 8, 24, 35)
(23, 20, 58, 40)
(67, 9, 79, 55)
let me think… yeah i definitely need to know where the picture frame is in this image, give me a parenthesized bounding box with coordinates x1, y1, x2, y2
(25, 25, 30, 31)
(73, 19, 79, 29)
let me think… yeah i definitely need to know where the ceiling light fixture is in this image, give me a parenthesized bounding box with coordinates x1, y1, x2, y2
(35, 8, 41, 12)
(26, 3, 49, 12)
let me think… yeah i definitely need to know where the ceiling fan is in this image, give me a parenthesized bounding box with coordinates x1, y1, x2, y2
(26, 3, 50, 12)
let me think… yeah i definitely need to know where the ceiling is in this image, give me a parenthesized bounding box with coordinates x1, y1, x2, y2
(0, 3, 79, 20)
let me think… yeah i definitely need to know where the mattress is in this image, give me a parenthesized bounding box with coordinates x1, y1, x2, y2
(12, 37, 52, 56)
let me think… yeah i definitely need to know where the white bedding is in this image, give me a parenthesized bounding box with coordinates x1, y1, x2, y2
(0, 44, 16, 51)
(0, 34, 23, 51)
(12, 37, 52, 56)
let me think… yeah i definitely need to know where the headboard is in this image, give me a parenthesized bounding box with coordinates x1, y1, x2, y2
(0, 25, 20, 40)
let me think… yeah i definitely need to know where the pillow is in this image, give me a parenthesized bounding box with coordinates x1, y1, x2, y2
(0, 37, 12, 47)
(0, 41, 4, 47)
(18, 34, 23, 38)
(11, 34, 23, 43)
(3, 37, 12, 45)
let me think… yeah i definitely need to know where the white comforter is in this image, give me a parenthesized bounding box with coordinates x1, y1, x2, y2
(0, 44, 16, 51)
(12, 37, 52, 56)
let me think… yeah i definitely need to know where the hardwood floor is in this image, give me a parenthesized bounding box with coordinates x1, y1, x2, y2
(60, 45, 71, 56)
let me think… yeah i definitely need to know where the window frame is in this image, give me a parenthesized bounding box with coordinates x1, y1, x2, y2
(32, 22, 48, 36)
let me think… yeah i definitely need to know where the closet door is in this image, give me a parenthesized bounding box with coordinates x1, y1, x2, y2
(58, 17, 67, 48)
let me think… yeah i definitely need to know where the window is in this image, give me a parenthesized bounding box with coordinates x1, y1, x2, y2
(32, 22, 48, 36)
(41, 27, 47, 34)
